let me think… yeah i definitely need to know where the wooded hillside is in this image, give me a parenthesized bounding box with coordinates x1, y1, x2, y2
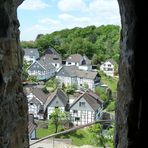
(21, 25, 120, 64)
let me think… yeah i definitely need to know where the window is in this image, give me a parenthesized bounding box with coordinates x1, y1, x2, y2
(30, 103, 33, 105)
(68, 62, 71, 65)
(108, 68, 113, 71)
(108, 64, 111, 67)
(79, 102, 85, 107)
(75, 117, 80, 121)
(55, 106, 59, 109)
(73, 110, 78, 113)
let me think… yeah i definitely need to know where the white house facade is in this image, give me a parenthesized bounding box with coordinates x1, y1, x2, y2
(27, 87, 50, 119)
(27, 57, 56, 80)
(44, 88, 69, 120)
(66, 54, 92, 71)
(56, 66, 100, 90)
(70, 91, 103, 126)
(100, 60, 115, 77)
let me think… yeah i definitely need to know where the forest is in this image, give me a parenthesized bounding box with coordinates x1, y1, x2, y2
(21, 25, 120, 64)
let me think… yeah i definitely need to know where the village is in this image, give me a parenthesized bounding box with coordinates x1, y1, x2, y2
(23, 47, 117, 142)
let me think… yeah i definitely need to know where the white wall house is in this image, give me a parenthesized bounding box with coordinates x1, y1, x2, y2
(27, 56, 56, 81)
(43, 47, 62, 71)
(56, 66, 100, 90)
(44, 88, 69, 120)
(70, 91, 103, 126)
(23, 48, 39, 63)
(100, 60, 115, 77)
(27, 87, 50, 119)
(66, 54, 92, 71)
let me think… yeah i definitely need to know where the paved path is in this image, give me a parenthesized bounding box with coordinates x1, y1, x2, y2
(30, 139, 98, 148)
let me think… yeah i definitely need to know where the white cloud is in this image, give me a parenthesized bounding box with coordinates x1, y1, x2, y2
(59, 13, 93, 28)
(40, 18, 62, 27)
(88, 0, 120, 25)
(58, 0, 87, 12)
(19, 0, 50, 10)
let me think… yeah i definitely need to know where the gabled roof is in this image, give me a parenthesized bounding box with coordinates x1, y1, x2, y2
(56, 66, 77, 77)
(44, 88, 69, 110)
(57, 66, 99, 80)
(70, 91, 103, 111)
(41, 54, 62, 64)
(44, 47, 59, 56)
(28, 114, 37, 135)
(38, 57, 55, 70)
(66, 54, 91, 65)
(23, 48, 39, 59)
(32, 87, 50, 104)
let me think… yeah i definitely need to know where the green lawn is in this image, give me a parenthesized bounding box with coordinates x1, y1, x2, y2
(36, 123, 63, 138)
(36, 127, 96, 146)
(100, 71, 118, 92)
(56, 128, 97, 146)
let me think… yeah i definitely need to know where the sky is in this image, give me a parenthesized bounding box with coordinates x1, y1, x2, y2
(18, 0, 121, 41)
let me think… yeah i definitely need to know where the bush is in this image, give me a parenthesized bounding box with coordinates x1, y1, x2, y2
(106, 101, 115, 112)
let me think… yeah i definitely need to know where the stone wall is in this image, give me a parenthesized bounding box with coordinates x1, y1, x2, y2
(116, 0, 148, 147)
(0, 0, 28, 148)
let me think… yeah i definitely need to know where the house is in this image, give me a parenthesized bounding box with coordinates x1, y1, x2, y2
(56, 66, 100, 90)
(23, 48, 39, 63)
(44, 88, 69, 120)
(43, 47, 62, 70)
(27, 56, 56, 80)
(66, 54, 92, 71)
(100, 59, 115, 77)
(70, 90, 104, 126)
(28, 114, 37, 140)
(27, 87, 50, 119)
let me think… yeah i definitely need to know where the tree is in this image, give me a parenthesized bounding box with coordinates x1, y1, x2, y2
(49, 108, 67, 133)
(88, 123, 114, 148)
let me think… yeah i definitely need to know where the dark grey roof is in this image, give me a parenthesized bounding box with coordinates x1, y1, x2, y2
(28, 114, 37, 135)
(66, 54, 91, 65)
(70, 91, 103, 111)
(23, 48, 39, 59)
(56, 66, 77, 77)
(44, 88, 69, 110)
(57, 66, 98, 80)
(32, 87, 50, 104)
(42, 54, 62, 64)
(86, 89, 104, 104)
(44, 47, 59, 56)
(37, 56, 55, 70)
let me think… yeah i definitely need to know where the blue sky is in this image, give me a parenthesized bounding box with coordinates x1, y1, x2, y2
(18, 0, 120, 41)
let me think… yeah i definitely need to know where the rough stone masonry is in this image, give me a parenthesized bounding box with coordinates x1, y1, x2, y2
(0, 0, 28, 147)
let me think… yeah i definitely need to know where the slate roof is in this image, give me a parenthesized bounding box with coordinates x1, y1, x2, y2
(66, 54, 91, 65)
(32, 87, 50, 104)
(57, 66, 99, 80)
(44, 47, 59, 56)
(38, 56, 55, 70)
(23, 48, 39, 59)
(56, 66, 77, 77)
(44, 88, 69, 111)
(42, 54, 62, 64)
(28, 114, 37, 135)
(70, 91, 103, 111)
(43, 47, 62, 64)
